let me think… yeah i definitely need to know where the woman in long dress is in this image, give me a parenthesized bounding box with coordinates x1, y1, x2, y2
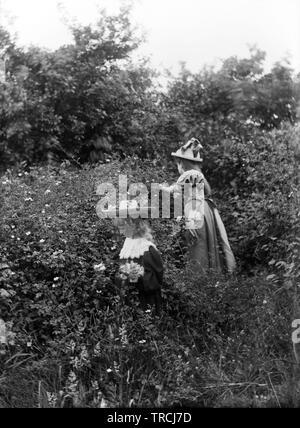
(162, 138, 236, 275)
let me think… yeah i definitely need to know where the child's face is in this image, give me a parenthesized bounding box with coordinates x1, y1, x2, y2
(113, 218, 134, 238)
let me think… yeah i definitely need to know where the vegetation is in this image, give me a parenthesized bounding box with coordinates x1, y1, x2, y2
(0, 6, 299, 407)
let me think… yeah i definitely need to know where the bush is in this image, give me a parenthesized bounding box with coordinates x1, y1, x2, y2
(0, 152, 297, 407)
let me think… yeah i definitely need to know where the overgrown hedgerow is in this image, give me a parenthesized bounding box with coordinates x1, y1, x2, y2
(0, 123, 298, 407)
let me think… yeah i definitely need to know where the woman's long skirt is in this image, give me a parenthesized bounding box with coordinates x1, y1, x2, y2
(185, 199, 236, 275)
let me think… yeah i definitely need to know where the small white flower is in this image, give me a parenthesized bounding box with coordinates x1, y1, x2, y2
(45, 204, 50, 208)
(0, 289, 10, 298)
(11, 235, 15, 239)
(39, 239, 45, 243)
(24, 197, 33, 202)
(44, 189, 51, 195)
(58, 230, 63, 234)
(138, 340, 146, 344)
(94, 263, 106, 272)
(263, 300, 267, 304)
(25, 231, 31, 236)
(145, 309, 151, 314)
(106, 368, 112, 373)
(53, 277, 60, 282)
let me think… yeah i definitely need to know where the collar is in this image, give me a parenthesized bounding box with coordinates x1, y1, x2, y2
(119, 238, 157, 260)
(177, 169, 204, 185)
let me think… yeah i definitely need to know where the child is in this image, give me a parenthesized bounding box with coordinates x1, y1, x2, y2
(111, 200, 163, 314)
(161, 138, 236, 275)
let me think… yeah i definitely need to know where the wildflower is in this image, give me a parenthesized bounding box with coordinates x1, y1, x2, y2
(106, 368, 112, 373)
(145, 309, 151, 314)
(94, 263, 106, 272)
(113, 361, 120, 373)
(91, 380, 99, 390)
(138, 340, 146, 344)
(24, 197, 33, 202)
(0, 289, 10, 298)
(68, 340, 76, 353)
(80, 345, 89, 363)
(100, 398, 108, 408)
(39, 239, 45, 244)
(11, 235, 15, 239)
(53, 277, 60, 282)
(0, 320, 16, 346)
(93, 343, 101, 356)
(58, 230, 63, 234)
(46, 392, 58, 408)
(44, 189, 51, 195)
(263, 299, 267, 304)
(25, 231, 31, 236)
(45, 204, 50, 208)
(119, 262, 144, 283)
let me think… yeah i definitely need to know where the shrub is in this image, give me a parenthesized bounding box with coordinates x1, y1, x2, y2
(0, 153, 296, 407)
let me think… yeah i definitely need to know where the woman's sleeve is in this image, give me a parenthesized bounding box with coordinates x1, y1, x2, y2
(142, 246, 164, 290)
(177, 170, 204, 187)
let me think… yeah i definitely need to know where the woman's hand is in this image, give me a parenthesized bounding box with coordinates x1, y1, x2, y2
(159, 183, 172, 192)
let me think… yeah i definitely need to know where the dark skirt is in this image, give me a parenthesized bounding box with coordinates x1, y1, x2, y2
(137, 284, 162, 315)
(185, 199, 236, 275)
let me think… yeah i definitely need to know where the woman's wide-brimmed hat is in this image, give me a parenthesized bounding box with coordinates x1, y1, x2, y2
(171, 137, 203, 162)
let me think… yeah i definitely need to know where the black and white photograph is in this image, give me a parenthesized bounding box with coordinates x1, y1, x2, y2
(0, 0, 299, 410)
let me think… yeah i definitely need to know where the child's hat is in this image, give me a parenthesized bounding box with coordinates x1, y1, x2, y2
(171, 138, 203, 162)
(102, 197, 157, 219)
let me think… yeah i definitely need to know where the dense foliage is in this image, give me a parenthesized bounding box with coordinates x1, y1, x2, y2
(0, 7, 299, 407)
(1, 15, 300, 169)
(0, 134, 299, 406)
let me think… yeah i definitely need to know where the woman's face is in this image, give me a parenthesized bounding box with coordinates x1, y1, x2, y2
(177, 161, 185, 175)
